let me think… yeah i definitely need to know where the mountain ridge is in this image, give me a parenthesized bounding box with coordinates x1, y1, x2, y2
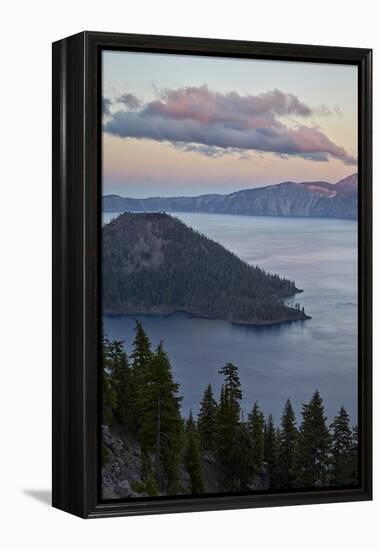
(103, 173, 358, 220)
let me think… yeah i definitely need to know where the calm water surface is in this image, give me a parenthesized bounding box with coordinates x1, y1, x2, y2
(102, 212, 358, 424)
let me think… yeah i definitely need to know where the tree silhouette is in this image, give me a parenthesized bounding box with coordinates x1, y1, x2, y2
(295, 391, 331, 487)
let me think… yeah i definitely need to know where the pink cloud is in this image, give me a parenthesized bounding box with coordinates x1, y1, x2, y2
(104, 86, 356, 165)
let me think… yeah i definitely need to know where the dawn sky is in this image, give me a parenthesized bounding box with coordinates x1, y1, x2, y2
(102, 50, 358, 198)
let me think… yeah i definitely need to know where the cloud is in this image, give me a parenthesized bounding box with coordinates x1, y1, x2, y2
(104, 86, 356, 165)
(102, 98, 112, 116)
(172, 142, 252, 158)
(144, 86, 312, 126)
(172, 143, 230, 158)
(117, 93, 141, 109)
(314, 104, 333, 117)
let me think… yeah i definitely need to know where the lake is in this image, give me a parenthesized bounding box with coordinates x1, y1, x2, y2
(102, 212, 358, 425)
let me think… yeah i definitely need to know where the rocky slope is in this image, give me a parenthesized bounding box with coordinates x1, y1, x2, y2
(102, 213, 309, 324)
(102, 424, 270, 499)
(103, 174, 358, 220)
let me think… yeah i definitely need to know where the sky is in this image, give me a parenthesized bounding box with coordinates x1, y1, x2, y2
(102, 50, 358, 198)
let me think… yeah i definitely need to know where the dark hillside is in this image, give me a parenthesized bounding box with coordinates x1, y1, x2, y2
(102, 213, 309, 325)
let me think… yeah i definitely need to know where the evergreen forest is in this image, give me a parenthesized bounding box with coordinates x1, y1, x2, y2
(102, 213, 309, 324)
(102, 321, 358, 498)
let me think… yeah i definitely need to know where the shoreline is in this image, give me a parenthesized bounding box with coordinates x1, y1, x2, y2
(102, 209, 358, 223)
(102, 307, 311, 326)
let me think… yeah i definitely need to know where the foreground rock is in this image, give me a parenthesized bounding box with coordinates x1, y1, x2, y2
(102, 424, 270, 499)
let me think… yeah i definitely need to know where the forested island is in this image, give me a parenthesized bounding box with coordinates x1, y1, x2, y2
(102, 321, 359, 499)
(102, 213, 309, 325)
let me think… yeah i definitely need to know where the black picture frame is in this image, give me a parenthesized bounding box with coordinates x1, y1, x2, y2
(52, 31, 372, 519)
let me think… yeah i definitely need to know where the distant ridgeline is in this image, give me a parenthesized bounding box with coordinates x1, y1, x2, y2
(102, 212, 310, 325)
(103, 173, 358, 221)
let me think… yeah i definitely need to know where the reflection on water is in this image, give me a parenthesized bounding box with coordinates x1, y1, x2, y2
(103, 212, 358, 424)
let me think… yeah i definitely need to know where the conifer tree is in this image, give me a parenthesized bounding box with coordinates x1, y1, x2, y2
(107, 339, 124, 369)
(139, 342, 183, 494)
(216, 385, 231, 471)
(232, 423, 257, 491)
(330, 406, 356, 486)
(350, 425, 359, 485)
(264, 414, 278, 487)
(216, 363, 242, 488)
(130, 320, 152, 430)
(198, 383, 218, 451)
(131, 321, 152, 372)
(101, 334, 116, 425)
(248, 401, 265, 471)
(102, 370, 116, 425)
(219, 363, 243, 410)
(277, 399, 298, 489)
(184, 411, 205, 494)
(295, 390, 331, 488)
(107, 340, 132, 425)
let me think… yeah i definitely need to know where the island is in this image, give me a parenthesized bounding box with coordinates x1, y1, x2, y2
(102, 213, 310, 325)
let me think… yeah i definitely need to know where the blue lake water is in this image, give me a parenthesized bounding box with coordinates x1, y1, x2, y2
(102, 212, 358, 425)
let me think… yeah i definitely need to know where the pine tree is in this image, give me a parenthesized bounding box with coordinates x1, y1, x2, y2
(130, 320, 152, 431)
(216, 385, 232, 475)
(107, 339, 124, 368)
(131, 321, 152, 372)
(330, 406, 356, 486)
(102, 370, 116, 425)
(276, 399, 298, 489)
(350, 425, 359, 485)
(138, 342, 183, 494)
(101, 333, 116, 425)
(274, 426, 282, 487)
(216, 363, 242, 488)
(295, 390, 331, 488)
(198, 383, 218, 451)
(219, 363, 243, 410)
(264, 414, 278, 487)
(248, 401, 265, 471)
(184, 411, 205, 494)
(107, 340, 132, 426)
(232, 423, 257, 491)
